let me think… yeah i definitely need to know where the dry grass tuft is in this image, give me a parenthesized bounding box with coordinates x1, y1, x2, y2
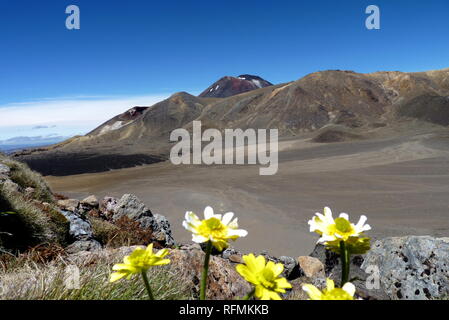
(0, 247, 192, 300)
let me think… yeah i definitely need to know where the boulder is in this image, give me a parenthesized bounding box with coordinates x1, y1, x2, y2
(169, 248, 252, 299)
(112, 194, 152, 221)
(60, 210, 93, 240)
(110, 194, 175, 247)
(81, 195, 99, 208)
(57, 199, 80, 212)
(361, 236, 449, 300)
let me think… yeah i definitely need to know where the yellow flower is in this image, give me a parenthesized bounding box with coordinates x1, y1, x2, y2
(308, 207, 371, 244)
(236, 254, 292, 300)
(183, 206, 248, 251)
(110, 244, 170, 283)
(302, 278, 356, 300)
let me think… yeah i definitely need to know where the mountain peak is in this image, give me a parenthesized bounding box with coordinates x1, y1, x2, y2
(199, 74, 273, 98)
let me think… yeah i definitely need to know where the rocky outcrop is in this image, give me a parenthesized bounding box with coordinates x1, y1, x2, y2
(55, 193, 175, 252)
(112, 194, 152, 221)
(361, 236, 449, 300)
(110, 194, 175, 246)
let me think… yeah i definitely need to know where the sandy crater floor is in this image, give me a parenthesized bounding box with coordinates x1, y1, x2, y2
(46, 130, 449, 256)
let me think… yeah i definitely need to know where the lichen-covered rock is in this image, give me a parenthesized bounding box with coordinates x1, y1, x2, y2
(361, 236, 449, 300)
(169, 248, 252, 300)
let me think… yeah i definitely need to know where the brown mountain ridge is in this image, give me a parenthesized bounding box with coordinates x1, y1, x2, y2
(13, 68, 449, 176)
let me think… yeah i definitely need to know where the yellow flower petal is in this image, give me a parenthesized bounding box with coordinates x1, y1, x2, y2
(237, 254, 292, 300)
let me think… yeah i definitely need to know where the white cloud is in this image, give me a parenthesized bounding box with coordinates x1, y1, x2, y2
(0, 94, 169, 140)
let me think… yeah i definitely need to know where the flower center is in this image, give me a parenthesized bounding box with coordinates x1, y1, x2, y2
(258, 268, 277, 290)
(198, 217, 228, 239)
(334, 217, 355, 237)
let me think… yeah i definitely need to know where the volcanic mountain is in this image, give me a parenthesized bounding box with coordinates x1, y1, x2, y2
(199, 74, 273, 98)
(13, 68, 449, 176)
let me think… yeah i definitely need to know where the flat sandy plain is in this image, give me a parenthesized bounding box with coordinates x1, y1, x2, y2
(46, 126, 449, 256)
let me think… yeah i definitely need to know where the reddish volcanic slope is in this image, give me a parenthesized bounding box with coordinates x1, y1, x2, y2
(199, 74, 273, 98)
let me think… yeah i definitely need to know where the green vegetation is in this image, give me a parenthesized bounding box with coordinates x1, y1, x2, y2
(0, 155, 54, 203)
(0, 186, 69, 251)
(0, 155, 69, 252)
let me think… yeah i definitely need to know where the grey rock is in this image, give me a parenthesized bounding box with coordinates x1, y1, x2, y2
(309, 243, 387, 299)
(279, 256, 301, 279)
(60, 210, 93, 240)
(361, 236, 449, 300)
(222, 247, 241, 260)
(0, 164, 10, 175)
(112, 194, 152, 221)
(66, 239, 102, 254)
(139, 213, 175, 246)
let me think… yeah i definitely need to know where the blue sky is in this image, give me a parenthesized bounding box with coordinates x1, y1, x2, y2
(0, 0, 448, 142)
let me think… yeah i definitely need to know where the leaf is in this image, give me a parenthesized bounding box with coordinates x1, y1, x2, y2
(0, 211, 16, 216)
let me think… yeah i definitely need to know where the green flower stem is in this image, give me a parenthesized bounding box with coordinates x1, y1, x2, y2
(141, 271, 155, 300)
(339, 240, 350, 286)
(242, 288, 255, 300)
(200, 241, 213, 300)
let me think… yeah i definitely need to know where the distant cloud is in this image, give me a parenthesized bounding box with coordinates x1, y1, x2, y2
(32, 125, 56, 130)
(0, 94, 169, 140)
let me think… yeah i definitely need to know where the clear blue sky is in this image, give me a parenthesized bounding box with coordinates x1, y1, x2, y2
(0, 0, 448, 142)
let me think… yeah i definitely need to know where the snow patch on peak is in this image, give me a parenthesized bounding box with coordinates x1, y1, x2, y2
(251, 79, 262, 88)
(99, 121, 124, 135)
